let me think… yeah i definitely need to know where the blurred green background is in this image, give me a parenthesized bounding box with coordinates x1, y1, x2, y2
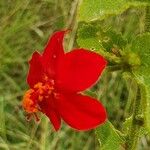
(0, 0, 150, 150)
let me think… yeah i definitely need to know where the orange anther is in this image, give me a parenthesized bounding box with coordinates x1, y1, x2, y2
(39, 89, 44, 94)
(34, 82, 43, 89)
(43, 75, 48, 81)
(38, 95, 43, 101)
(22, 89, 38, 113)
(23, 81, 55, 114)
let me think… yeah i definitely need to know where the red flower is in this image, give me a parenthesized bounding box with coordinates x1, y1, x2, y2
(22, 30, 107, 131)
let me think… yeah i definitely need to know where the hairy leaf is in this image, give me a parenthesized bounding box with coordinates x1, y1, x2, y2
(131, 33, 150, 134)
(131, 33, 150, 87)
(96, 121, 124, 150)
(77, 23, 103, 51)
(78, 0, 148, 22)
(77, 23, 127, 53)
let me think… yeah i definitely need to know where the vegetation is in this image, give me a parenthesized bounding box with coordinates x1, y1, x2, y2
(0, 0, 150, 149)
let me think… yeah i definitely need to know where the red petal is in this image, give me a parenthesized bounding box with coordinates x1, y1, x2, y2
(56, 49, 107, 92)
(39, 98, 61, 131)
(27, 51, 44, 88)
(43, 110, 61, 131)
(56, 93, 107, 130)
(42, 30, 67, 78)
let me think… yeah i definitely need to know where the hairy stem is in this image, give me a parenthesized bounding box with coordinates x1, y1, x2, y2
(40, 117, 48, 150)
(145, 6, 150, 32)
(126, 83, 143, 150)
(67, 0, 80, 51)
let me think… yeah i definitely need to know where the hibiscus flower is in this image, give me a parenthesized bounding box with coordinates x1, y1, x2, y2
(22, 30, 107, 131)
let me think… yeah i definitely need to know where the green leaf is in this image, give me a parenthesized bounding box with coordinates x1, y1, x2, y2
(77, 23, 103, 51)
(77, 23, 127, 53)
(131, 33, 150, 134)
(123, 116, 148, 136)
(78, 0, 149, 22)
(132, 0, 150, 3)
(139, 83, 150, 134)
(146, 96, 150, 133)
(96, 121, 124, 150)
(102, 29, 127, 52)
(131, 33, 150, 87)
(78, 0, 127, 22)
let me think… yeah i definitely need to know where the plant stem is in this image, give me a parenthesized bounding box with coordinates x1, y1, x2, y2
(145, 6, 150, 32)
(126, 83, 142, 150)
(40, 117, 48, 150)
(67, 0, 80, 51)
(124, 78, 135, 115)
(0, 96, 7, 140)
(106, 65, 124, 72)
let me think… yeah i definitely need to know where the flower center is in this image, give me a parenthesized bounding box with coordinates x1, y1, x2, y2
(22, 80, 55, 113)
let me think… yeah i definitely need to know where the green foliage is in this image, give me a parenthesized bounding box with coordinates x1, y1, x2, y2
(146, 91, 150, 134)
(101, 29, 127, 52)
(77, 23, 103, 51)
(139, 83, 150, 135)
(131, 33, 150, 87)
(77, 23, 127, 54)
(96, 121, 124, 150)
(78, 0, 150, 149)
(1, 0, 150, 149)
(78, 0, 148, 22)
(78, 0, 127, 21)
